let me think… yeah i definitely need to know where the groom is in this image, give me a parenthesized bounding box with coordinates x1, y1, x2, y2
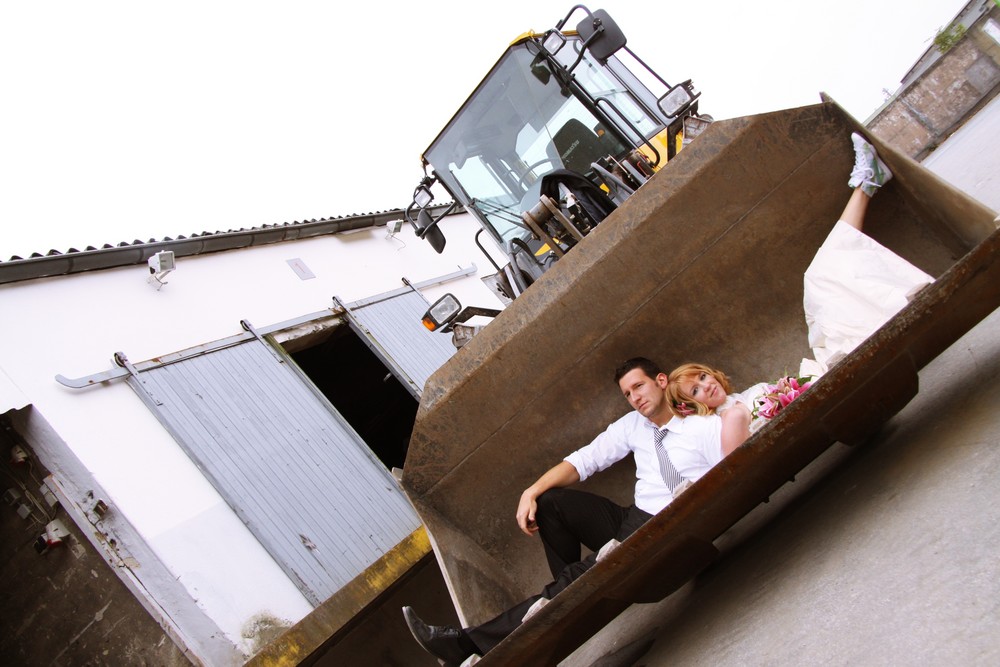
(403, 357, 697, 665)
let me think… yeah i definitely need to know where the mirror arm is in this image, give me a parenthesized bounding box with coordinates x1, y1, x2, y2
(565, 21, 604, 75)
(453, 306, 502, 325)
(555, 4, 592, 30)
(622, 45, 671, 90)
(403, 201, 420, 227)
(408, 201, 457, 239)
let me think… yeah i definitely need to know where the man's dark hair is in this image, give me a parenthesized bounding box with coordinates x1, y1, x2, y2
(613, 357, 664, 384)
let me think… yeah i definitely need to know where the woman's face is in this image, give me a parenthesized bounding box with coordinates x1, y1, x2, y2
(680, 371, 727, 410)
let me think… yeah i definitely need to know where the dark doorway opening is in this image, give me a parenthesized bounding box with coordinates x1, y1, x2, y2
(290, 325, 418, 471)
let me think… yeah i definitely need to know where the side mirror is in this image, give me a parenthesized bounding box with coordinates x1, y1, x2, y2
(406, 176, 449, 253)
(422, 293, 462, 332)
(415, 208, 447, 254)
(576, 9, 626, 63)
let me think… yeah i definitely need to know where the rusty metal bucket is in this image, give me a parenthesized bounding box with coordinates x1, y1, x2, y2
(402, 101, 998, 663)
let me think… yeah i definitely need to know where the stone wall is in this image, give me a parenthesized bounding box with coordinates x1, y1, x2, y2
(870, 5, 1000, 159)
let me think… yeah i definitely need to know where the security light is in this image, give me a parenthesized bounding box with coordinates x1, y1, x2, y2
(147, 250, 176, 289)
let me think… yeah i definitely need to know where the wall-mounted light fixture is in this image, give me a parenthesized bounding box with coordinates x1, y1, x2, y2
(147, 250, 175, 290)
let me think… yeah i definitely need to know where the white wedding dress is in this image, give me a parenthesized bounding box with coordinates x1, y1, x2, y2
(798, 220, 934, 377)
(718, 220, 935, 433)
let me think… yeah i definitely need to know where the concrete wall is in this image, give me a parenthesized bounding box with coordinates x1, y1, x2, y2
(0, 426, 191, 666)
(923, 93, 1000, 212)
(0, 211, 504, 662)
(870, 4, 1000, 160)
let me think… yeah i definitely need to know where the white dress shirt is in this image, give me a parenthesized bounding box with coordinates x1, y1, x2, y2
(564, 411, 686, 515)
(664, 414, 723, 483)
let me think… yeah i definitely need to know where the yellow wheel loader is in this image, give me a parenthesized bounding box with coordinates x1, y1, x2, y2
(401, 6, 1000, 666)
(406, 6, 711, 307)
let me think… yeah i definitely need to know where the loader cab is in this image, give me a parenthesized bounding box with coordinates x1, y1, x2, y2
(406, 6, 708, 300)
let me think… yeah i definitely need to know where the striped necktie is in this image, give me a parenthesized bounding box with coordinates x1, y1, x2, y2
(653, 426, 685, 492)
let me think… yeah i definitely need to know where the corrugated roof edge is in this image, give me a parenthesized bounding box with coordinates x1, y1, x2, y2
(0, 203, 460, 285)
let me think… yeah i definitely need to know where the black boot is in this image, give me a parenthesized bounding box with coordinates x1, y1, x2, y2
(402, 606, 474, 666)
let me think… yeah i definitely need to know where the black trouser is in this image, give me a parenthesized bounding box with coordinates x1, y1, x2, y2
(463, 488, 652, 654)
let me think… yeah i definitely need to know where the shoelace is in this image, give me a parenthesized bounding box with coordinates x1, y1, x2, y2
(850, 153, 875, 185)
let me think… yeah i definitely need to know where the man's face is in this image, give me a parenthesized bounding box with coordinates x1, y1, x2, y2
(618, 368, 669, 420)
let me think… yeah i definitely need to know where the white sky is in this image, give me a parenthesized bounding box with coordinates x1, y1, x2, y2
(0, 0, 967, 259)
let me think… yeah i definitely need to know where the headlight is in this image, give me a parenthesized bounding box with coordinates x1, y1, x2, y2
(422, 293, 462, 331)
(542, 30, 566, 56)
(413, 183, 434, 208)
(658, 85, 694, 118)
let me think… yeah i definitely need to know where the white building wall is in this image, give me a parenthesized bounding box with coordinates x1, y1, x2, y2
(0, 211, 504, 659)
(922, 92, 1000, 213)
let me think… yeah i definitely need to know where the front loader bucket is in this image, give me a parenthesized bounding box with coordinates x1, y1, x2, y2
(401, 102, 998, 662)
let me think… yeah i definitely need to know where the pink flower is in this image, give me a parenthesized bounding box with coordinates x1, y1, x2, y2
(751, 375, 815, 422)
(756, 397, 781, 420)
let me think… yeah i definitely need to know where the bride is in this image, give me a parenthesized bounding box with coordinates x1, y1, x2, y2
(665, 133, 934, 484)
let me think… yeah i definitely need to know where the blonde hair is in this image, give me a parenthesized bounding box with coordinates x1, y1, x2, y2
(667, 363, 733, 416)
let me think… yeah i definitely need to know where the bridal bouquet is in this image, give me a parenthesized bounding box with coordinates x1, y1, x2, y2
(751, 376, 814, 422)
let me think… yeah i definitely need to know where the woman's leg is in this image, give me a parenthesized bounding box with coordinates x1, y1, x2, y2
(838, 187, 870, 232)
(841, 132, 893, 232)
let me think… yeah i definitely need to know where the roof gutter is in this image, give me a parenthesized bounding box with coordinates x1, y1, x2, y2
(0, 204, 458, 285)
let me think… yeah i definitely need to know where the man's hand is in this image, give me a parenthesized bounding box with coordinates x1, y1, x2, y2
(516, 489, 540, 536)
(515, 461, 580, 536)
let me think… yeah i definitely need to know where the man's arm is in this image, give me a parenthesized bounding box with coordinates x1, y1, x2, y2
(515, 461, 581, 536)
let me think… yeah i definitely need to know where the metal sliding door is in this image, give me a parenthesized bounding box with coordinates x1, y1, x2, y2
(127, 334, 419, 606)
(339, 285, 458, 399)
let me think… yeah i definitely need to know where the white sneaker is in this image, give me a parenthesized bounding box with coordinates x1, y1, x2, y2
(521, 597, 549, 622)
(848, 132, 892, 196)
(595, 538, 621, 562)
